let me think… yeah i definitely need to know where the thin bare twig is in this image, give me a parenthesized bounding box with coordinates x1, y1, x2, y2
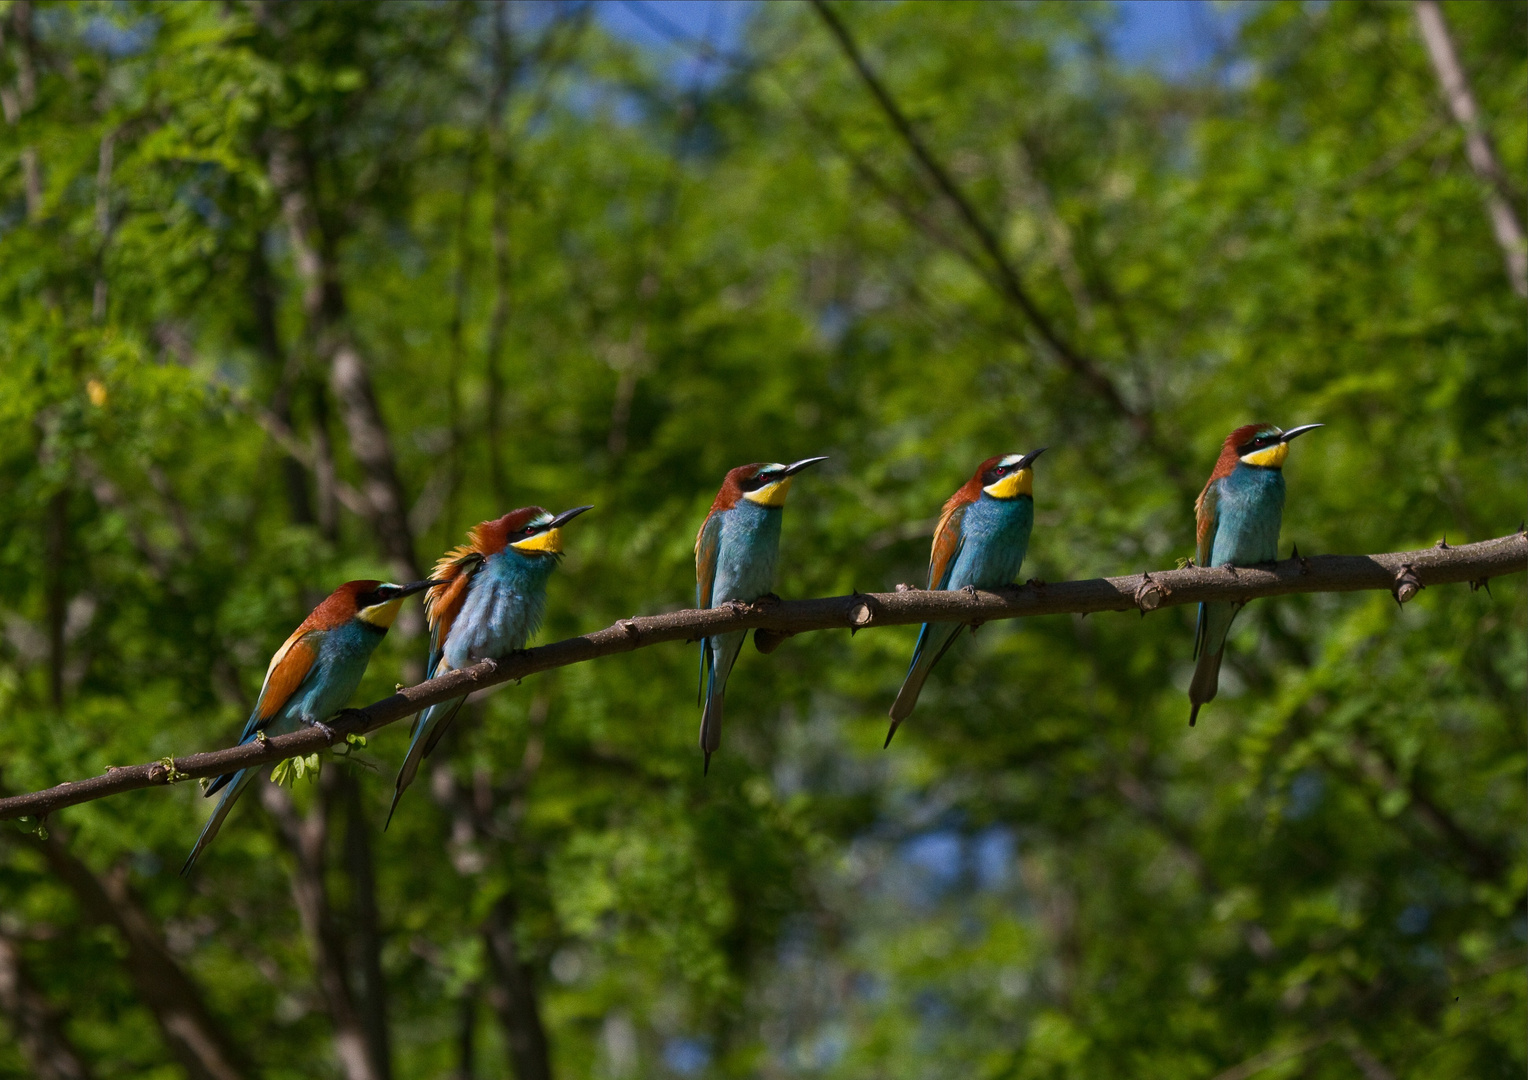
(808, 0, 1153, 439)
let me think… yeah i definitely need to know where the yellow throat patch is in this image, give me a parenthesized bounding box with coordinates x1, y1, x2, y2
(358, 597, 404, 629)
(744, 477, 793, 507)
(511, 527, 563, 554)
(1240, 442, 1289, 468)
(982, 468, 1033, 499)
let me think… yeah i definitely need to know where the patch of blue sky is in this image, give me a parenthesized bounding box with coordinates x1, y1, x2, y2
(597, 0, 754, 85)
(662, 1036, 712, 1076)
(1109, 0, 1258, 84)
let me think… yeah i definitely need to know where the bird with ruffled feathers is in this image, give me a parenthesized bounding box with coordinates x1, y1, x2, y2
(388, 504, 592, 824)
(1189, 422, 1322, 725)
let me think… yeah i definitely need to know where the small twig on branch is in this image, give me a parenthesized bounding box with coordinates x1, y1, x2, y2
(0, 533, 1522, 822)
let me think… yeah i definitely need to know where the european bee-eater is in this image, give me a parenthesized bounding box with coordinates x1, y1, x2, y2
(695, 457, 827, 772)
(887, 449, 1047, 743)
(388, 505, 592, 823)
(1189, 423, 1322, 725)
(183, 578, 433, 873)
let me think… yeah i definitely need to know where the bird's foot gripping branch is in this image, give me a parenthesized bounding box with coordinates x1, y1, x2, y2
(0, 532, 1522, 823)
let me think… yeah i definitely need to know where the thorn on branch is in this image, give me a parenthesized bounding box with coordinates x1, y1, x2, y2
(1469, 577, 1492, 596)
(618, 618, 641, 641)
(1436, 535, 1450, 549)
(1392, 564, 1424, 606)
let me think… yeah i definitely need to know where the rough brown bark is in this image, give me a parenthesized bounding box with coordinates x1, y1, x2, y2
(11, 830, 249, 1080)
(0, 929, 97, 1080)
(1414, 0, 1527, 297)
(0, 532, 1522, 821)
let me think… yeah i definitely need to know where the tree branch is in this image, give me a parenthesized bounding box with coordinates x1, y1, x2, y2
(807, 0, 1154, 439)
(0, 533, 1521, 822)
(1414, 0, 1527, 297)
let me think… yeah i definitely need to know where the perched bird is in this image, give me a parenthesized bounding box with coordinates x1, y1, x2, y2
(695, 457, 827, 772)
(388, 505, 593, 823)
(1189, 423, 1322, 726)
(183, 578, 434, 873)
(887, 449, 1048, 743)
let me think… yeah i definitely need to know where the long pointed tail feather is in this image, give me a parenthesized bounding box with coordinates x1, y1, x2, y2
(182, 766, 257, 875)
(698, 631, 745, 771)
(1188, 601, 1239, 726)
(886, 622, 963, 744)
(388, 695, 466, 828)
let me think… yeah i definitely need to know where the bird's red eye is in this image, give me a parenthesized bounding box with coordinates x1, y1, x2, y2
(523, 526, 534, 534)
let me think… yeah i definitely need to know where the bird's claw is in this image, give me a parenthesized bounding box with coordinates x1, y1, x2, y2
(1024, 577, 1047, 588)
(305, 718, 338, 740)
(961, 584, 979, 596)
(753, 592, 782, 608)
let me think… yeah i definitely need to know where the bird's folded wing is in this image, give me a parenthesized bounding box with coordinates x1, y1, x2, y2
(695, 510, 723, 610)
(1194, 479, 1219, 569)
(928, 501, 967, 591)
(244, 627, 322, 740)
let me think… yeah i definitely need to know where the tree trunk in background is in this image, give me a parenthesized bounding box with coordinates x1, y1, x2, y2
(0, 930, 97, 1080)
(342, 773, 394, 1080)
(261, 781, 384, 1080)
(1414, 0, 1528, 297)
(15, 831, 250, 1080)
(483, 894, 554, 1080)
(267, 136, 423, 585)
(484, 3, 515, 507)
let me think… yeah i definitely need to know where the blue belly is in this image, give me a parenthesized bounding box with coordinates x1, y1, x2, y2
(712, 501, 782, 604)
(443, 551, 555, 669)
(1211, 466, 1285, 567)
(945, 494, 1033, 590)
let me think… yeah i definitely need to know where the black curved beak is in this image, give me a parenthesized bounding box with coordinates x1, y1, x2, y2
(1278, 424, 1323, 443)
(782, 456, 829, 477)
(392, 580, 438, 599)
(548, 505, 595, 529)
(1016, 446, 1049, 469)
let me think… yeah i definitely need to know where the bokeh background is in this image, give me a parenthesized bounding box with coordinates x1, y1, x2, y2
(1, 1, 1524, 1077)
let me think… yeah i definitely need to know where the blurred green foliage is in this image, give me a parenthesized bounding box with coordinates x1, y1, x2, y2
(0, 1, 1522, 1077)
